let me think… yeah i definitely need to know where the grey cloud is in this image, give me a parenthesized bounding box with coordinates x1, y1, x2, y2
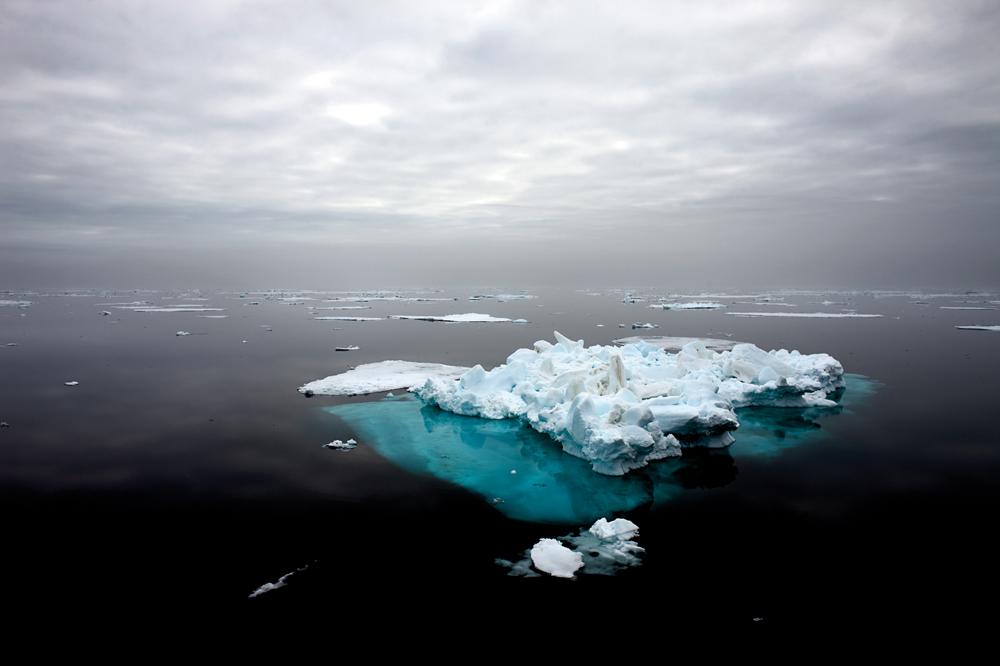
(1, 0, 998, 288)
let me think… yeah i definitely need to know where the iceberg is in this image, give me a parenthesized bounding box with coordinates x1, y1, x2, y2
(389, 313, 528, 323)
(415, 331, 845, 475)
(300, 360, 469, 396)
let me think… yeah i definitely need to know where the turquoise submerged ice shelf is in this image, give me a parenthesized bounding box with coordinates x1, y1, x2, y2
(322, 374, 875, 524)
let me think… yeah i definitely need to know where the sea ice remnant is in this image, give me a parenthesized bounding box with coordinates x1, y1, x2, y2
(416, 331, 845, 475)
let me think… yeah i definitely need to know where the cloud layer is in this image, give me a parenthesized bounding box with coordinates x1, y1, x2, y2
(1, 0, 998, 286)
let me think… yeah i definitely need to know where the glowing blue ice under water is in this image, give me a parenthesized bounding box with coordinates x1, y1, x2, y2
(323, 374, 875, 524)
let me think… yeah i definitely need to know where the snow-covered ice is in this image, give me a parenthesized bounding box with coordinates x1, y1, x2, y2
(648, 302, 725, 310)
(416, 331, 845, 475)
(955, 325, 1000, 332)
(727, 312, 882, 318)
(389, 313, 528, 323)
(300, 360, 470, 396)
(530, 539, 584, 578)
(119, 306, 225, 313)
(631, 322, 658, 329)
(248, 565, 309, 599)
(312, 316, 384, 321)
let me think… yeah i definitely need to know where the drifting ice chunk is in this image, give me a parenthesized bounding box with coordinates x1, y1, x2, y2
(313, 316, 384, 321)
(941, 306, 995, 310)
(502, 517, 644, 578)
(335, 346, 360, 351)
(0, 300, 31, 307)
(390, 313, 527, 323)
(322, 439, 357, 451)
(64, 381, 79, 386)
(300, 360, 469, 396)
(530, 539, 583, 578)
(631, 322, 658, 329)
(175, 331, 191, 336)
(416, 331, 845, 475)
(955, 325, 1000, 332)
(248, 565, 308, 599)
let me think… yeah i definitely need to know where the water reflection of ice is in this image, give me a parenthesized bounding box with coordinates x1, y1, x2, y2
(322, 375, 875, 524)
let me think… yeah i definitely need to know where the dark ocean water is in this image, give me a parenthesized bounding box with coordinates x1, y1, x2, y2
(2, 288, 999, 629)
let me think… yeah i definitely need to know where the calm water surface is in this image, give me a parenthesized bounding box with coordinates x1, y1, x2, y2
(2, 288, 998, 627)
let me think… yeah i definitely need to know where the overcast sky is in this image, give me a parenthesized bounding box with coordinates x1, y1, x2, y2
(1, 0, 998, 288)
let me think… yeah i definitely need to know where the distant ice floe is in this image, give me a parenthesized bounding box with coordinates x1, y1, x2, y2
(199, 315, 228, 319)
(175, 331, 191, 336)
(955, 325, 1000, 332)
(498, 518, 644, 579)
(248, 565, 309, 599)
(631, 322, 658, 329)
(940, 306, 995, 311)
(312, 316, 384, 321)
(64, 381, 79, 386)
(614, 336, 741, 352)
(116, 305, 225, 313)
(389, 313, 528, 323)
(416, 331, 845, 475)
(727, 311, 882, 318)
(335, 345, 360, 352)
(299, 360, 470, 396)
(648, 302, 725, 310)
(325, 296, 456, 303)
(311, 306, 372, 310)
(0, 300, 32, 307)
(469, 294, 537, 301)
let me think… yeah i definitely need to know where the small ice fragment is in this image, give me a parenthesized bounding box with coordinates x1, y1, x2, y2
(5, 343, 17, 347)
(955, 325, 1000, 332)
(241, 340, 248, 344)
(64, 381, 79, 386)
(510, 469, 517, 475)
(385, 392, 395, 398)
(175, 331, 191, 336)
(335, 345, 360, 351)
(491, 497, 504, 504)
(631, 322, 657, 329)
(530, 539, 584, 579)
(322, 439, 357, 451)
(101, 311, 111, 316)
(0, 421, 9, 428)
(248, 565, 308, 599)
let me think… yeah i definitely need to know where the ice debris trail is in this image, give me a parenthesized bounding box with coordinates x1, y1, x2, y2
(499, 517, 644, 578)
(416, 331, 845, 476)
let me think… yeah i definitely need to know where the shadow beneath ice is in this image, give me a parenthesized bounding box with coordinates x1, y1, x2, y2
(322, 374, 877, 525)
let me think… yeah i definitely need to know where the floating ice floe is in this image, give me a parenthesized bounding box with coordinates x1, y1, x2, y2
(118, 306, 225, 313)
(727, 312, 882, 318)
(199, 315, 228, 319)
(389, 313, 528, 323)
(175, 331, 191, 336)
(300, 360, 470, 396)
(940, 306, 996, 311)
(312, 316, 384, 321)
(416, 331, 845, 475)
(100, 311, 111, 316)
(322, 438, 357, 451)
(955, 325, 1000, 332)
(469, 294, 536, 301)
(631, 322, 658, 329)
(64, 381, 79, 386)
(614, 335, 741, 352)
(248, 565, 309, 599)
(0, 300, 31, 307)
(499, 517, 644, 578)
(335, 345, 360, 352)
(648, 302, 725, 310)
(312, 306, 372, 310)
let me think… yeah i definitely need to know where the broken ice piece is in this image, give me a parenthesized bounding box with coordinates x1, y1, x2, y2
(530, 539, 584, 579)
(176, 331, 191, 336)
(335, 345, 360, 351)
(64, 381, 79, 386)
(322, 439, 357, 451)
